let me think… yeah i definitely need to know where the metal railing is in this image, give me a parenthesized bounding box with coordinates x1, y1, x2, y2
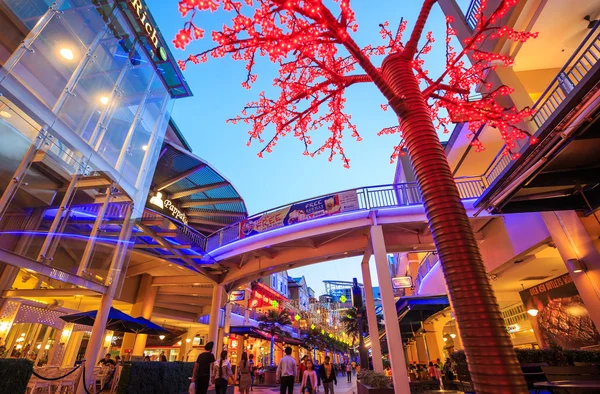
(205, 176, 486, 252)
(465, 0, 482, 30)
(531, 22, 600, 128)
(477, 22, 600, 188)
(414, 252, 440, 292)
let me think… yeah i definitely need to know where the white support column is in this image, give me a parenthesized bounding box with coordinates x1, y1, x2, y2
(370, 225, 410, 393)
(77, 204, 134, 394)
(541, 211, 600, 330)
(221, 301, 233, 352)
(208, 285, 224, 353)
(361, 253, 384, 373)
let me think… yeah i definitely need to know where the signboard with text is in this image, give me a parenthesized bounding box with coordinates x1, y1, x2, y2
(392, 276, 413, 289)
(520, 273, 600, 349)
(229, 290, 245, 302)
(239, 190, 359, 238)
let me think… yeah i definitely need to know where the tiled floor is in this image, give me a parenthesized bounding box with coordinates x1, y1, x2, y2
(245, 376, 358, 394)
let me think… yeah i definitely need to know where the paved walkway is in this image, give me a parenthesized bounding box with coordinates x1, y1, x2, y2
(242, 377, 357, 394)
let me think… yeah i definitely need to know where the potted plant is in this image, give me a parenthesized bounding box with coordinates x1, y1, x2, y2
(262, 365, 278, 385)
(357, 370, 393, 394)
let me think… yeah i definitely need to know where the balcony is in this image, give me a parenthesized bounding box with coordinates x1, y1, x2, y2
(476, 21, 600, 211)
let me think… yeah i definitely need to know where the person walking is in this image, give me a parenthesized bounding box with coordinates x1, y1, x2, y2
(212, 350, 233, 394)
(318, 356, 337, 394)
(239, 352, 252, 394)
(301, 360, 318, 394)
(276, 347, 297, 394)
(345, 363, 352, 383)
(192, 341, 215, 394)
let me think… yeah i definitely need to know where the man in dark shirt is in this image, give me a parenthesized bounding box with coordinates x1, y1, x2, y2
(318, 356, 337, 394)
(98, 353, 116, 367)
(192, 341, 215, 394)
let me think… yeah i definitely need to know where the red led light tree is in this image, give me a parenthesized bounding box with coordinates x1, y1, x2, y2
(175, 0, 535, 392)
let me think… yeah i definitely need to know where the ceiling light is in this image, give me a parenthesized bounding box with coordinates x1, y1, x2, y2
(60, 48, 74, 60)
(0, 111, 11, 118)
(99, 96, 109, 105)
(185, 338, 191, 343)
(177, 341, 182, 346)
(443, 337, 447, 342)
(450, 334, 456, 339)
(142, 145, 148, 151)
(527, 309, 539, 317)
(159, 335, 165, 340)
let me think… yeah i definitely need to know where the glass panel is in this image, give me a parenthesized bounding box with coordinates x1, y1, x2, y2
(120, 77, 169, 186)
(96, 43, 153, 167)
(2, 0, 53, 29)
(7, 0, 113, 108)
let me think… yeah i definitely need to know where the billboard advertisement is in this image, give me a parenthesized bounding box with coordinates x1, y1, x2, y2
(239, 190, 359, 238)
(519, 273, 600, 349)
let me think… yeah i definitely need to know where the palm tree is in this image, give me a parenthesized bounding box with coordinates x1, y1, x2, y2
(341, 306, 382, 368)
(258, 309, 292, 365)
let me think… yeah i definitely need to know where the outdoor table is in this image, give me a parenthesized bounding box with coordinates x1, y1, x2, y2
(533, 380, 600, 392)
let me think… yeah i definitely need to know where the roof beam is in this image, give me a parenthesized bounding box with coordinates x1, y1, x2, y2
(3, 289, 100, 298)
(169, 181, 230, 200)
(74, 175, 113, 190)
(126, 260, 162, 277)
(154, 302, 206, 315)
(134, 244, 192, 249)
(156, 295, 212, 306)
(155, 164, 207, 191)
(181, 198, 243, 208)
(188, 217, 228, 227)
(159, 286, 213, 296)
(187, 210, 246, 218)
(152, 276, 213, 286)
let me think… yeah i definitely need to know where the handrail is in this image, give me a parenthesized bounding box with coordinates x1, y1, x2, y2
(204, 176, 487, 252)
(465, 0, 482, 30)
(481, 22, 600, 187)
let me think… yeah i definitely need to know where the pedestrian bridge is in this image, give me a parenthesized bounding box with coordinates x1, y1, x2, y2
(200, 177, 493, 287)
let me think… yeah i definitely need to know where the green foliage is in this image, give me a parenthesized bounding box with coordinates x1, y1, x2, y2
(357, 370, 391, 389)
(0, 358, 33, 394)
(116, 361, 194, 394)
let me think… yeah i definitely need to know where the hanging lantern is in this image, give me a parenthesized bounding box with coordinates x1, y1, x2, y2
(294, 314, 301, 321)
(311, 324, 316, 330)
(339, 295, 347, 303)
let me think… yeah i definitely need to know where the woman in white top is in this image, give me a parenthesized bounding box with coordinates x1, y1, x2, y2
(212, 351, 233, 394)
(301, 360, 318, 394)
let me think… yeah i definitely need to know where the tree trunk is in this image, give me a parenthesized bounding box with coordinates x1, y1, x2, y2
(270, 335, 275, 366)
(380, 52, 527, 394)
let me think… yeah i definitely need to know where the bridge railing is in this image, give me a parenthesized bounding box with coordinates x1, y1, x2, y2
(205, 176, 486, 252)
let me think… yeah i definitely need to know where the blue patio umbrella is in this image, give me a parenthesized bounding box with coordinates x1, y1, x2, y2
(132, 317, 171, 336)
(59, 307, 147, 333)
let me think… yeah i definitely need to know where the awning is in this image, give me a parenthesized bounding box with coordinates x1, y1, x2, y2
(149, 142, 247, 235)
(396, 295, 450, 342)
(229, 326, 303, 346)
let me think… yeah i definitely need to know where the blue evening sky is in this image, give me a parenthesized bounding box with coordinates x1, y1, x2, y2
(147, 0, 471, 293)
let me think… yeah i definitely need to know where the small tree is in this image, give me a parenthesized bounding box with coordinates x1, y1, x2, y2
(257, 309, 292, 365)
(176, 1, 536, 392)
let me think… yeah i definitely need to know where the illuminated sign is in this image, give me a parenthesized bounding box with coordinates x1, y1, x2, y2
(127, 0, 168, 61)
(148, 192, 188, 225)
(391, 276, 413, 289)
(249, 289, 281, 308)
(230, 339, 239, 349)
(230, 290, 245, 302)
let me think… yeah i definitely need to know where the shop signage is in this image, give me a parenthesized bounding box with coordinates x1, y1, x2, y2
(148, 192, 188, 225)
(230, 290, 245, 302)
(519, 273, 600, 349)
(391, 276, 413, 289)
(127, 0, 168, 61)
(239, 190, 359, 238)
(249, 290, 279, 308)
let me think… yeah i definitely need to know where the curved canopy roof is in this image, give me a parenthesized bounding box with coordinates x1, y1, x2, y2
(150, 142, 248, 235)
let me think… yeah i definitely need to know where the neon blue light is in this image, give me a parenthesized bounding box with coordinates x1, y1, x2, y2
(0, 231, 134, 245)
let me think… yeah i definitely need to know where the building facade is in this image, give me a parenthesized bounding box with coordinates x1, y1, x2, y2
(392, 0, 600, 363)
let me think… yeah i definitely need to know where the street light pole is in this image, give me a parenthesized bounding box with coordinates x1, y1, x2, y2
(352, 278, 369, 370)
